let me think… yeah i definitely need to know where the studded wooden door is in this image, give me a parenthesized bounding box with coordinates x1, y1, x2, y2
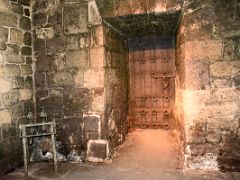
(129, 37, 175, 129)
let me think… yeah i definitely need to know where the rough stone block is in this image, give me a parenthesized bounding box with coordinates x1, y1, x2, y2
(24, 32, 32, 45)
(37, 96, 63, 120)
(21, 65, 32, 75)
(90, 47, 104, 69)
(5, 64, 21, 77)
(10, 29, 23, 44)
(26, 57, 32, 64)
(63, 88, 90, 116)
(0, 65, 3, 78)
(84, 69, 104, 88)
(188, 144, 205, 156)
(0, 52, 4, 63)
(94, 26, 104, 46)
(48, 9, 62, 25)
(0, 12, 18, 27)
(213, 79, 232, 88)
(5, 52, 24, 64)
(36, 89, 48, 100)
(49, 89, 63, 97)
(16, 76, 24, 87)
(10, 2, 23, 15)
(184, 40, 222, 61)
(83, 112, 101, 132)
(63, 4, 88, 34)
(219, 116, 239, 132)
(57, 117, 84, 154)
(32, 13, 47, 26)
(206, 132, 221, 143)
(19, 89, 33, 101)
(0, 0, 10, 13)
(232, 75, 240, 87)
(2, 90, 19, 107)
(79, 34, 91, 49)
(88, 0, 102, 26)
(65, 50, 89, 69)
(66, 35, 79, 50)
(10, 104, 24, 121)
(86, 140, 109, 162)
(0, 26, 8, 50)
(24, 8, 30, 16)
(185, 128, 206, 144)
(185, 61, 210, 90)
(36, 54, 54, 72)
(48, 72, 74, 87)
(53, 53, 67, 71)
(21, 46, 32, 56)
(0, 110, 12, 124)
(33, 38, 46, 53)
(0, 79, 11, 93)
(2, 91, 19, 107)
(223, 36, 240, 60)
(7, 43, 20, 54)
(210, 61, 240, 77)
(184, 23, 213, 42)
(19, 0, 30, 6)
(46, 36, 66, 53)
(19, 17, 31, 30)
(91, 88, 104, 112)
(73, 71, 84, 87)
(36, 27, 54, 39)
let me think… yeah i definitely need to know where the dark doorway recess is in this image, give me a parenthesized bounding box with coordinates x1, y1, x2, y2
(103, 11, 181, 130)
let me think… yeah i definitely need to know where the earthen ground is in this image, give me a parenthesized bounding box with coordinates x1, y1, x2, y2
(2, 129, 240, 180)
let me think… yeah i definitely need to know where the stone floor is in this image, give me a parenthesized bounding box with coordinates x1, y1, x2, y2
(2, 129, 240, 180)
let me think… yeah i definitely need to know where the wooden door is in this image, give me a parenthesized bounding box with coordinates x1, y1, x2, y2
(129, 37, 175, 129)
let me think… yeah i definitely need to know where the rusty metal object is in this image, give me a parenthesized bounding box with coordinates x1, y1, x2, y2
(129, 37, 175, 129)
(19, 122, 58, 176)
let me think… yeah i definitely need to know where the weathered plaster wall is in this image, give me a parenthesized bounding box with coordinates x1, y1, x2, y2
(0, 0, 33, 174)
(175, 0, 240, 171)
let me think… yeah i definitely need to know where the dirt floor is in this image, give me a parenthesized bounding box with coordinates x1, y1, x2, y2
(2, 129, 240, 180)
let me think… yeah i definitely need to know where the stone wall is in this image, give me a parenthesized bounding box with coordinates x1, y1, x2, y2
(175, 0, 240, 171)
(32, 0, 105, 158)
(32, 0, 128, 161)
(0, 0, 33, 174)
(1, 0, 239, 174)
(103, 24, 129, 150)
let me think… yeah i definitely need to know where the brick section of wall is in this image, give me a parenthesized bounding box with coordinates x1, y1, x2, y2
(0, 0, 33, 175)
(175, 0, 240, 171)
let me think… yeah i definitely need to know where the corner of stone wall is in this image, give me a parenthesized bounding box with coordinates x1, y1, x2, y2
(102, 23, 129, 153)
(32, 0, 116, 162)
